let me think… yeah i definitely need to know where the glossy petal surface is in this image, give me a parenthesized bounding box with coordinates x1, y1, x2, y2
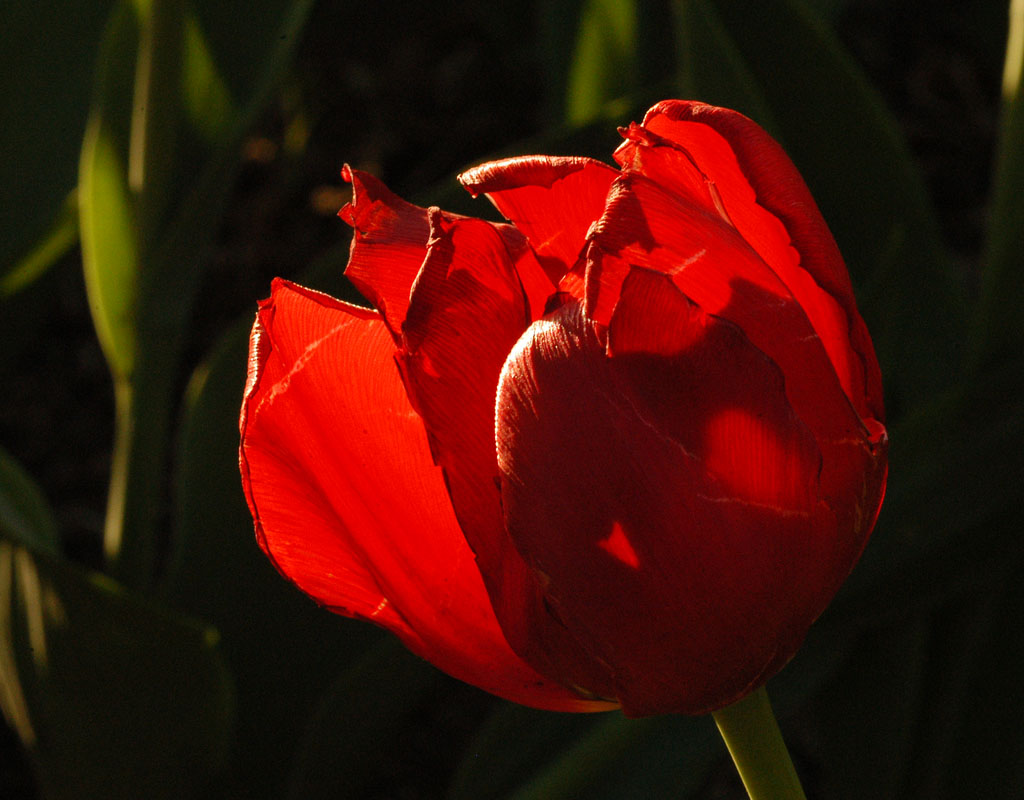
(239, 279, 605, 710)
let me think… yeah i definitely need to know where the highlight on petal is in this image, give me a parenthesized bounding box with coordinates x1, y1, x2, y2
(617, 100, 883, 425)
(459, 156, 618, 291)
(497, 293, 846, 715)
(239, 278, 607, 711)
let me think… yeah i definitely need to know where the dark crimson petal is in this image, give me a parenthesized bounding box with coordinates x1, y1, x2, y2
(586, 174, 887, 584)
(239, 279, 608, 711)
(338, 165, 431, 337)
(459, 156, 619, 291)
(617, 101, 883, 425)
(497, 281, 868, 715)
(608, 270, 884, 614)
(587, 174, 871, 452)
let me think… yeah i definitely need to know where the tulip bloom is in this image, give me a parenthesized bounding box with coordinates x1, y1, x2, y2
(239, 100, 887, 716)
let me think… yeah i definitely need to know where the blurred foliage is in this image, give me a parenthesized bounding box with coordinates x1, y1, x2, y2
(1, 0, 1022, 798)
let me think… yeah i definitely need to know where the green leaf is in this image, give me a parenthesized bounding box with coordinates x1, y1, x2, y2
(709, 0, 962, 414)
(970, 0, 1024, 370)
(95, 0, 315, 586)
(0, 193, 79, 299)
(448, 705, 603, 800)
(180, 8, 238, 146)
(0, 446, 59, 555)
(831, 361, 1024, 627)
(125, 0, 185, 243)
(565, 0, 640, 125)
(191, 0, 315, 112)
(78, 0, 142, 383)
(0, 0, 113, 276)
(0, 536, 233, 799)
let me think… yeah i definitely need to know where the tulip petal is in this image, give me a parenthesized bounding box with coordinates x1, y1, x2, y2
(616, 101, 883, 425)
(239, 279, 607, 711)
(396, 210, 619, 699)
(586, 174, 887, 588)
(338, 165, 431, 337)
(497, 288, 850, 715)
(459, 156, 619, 291)
(588, 173, 872, 450)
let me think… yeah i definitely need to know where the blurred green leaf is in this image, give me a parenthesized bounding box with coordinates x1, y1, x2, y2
(191, 0, 315, 109)
(0, 193, 78, 299)
(901, 594, 1006, 800)
(0, 446, 59, 556)
(710, 0, 962, 415)
(565, 0, 640, 124)
(0, 0, 113, 276)
(971, 0, 1024, 370)
(78, 0, 142, 383)
(126, 0, 185, 242)
(0, 536, 233, 800)
(180, 8, 238, 145)
(93, 0, 315, 587)
(448, 705, 603, 800)
(832, 358, 1024, 630)
(163, 321, 383, 798)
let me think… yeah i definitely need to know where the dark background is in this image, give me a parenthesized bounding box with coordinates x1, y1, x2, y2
(1, 0, 1018, 798)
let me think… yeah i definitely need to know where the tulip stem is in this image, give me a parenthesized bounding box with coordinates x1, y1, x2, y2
(711, 686, 807, 800)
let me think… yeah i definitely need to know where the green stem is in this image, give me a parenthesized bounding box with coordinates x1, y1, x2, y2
(711, 686, 807, 800)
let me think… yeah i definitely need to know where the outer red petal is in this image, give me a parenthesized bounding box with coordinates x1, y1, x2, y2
(497, 277, 883, 715)
(459, 156, 618, 292)
(239, 278, 607, 711)
(616, 101, 883, 425)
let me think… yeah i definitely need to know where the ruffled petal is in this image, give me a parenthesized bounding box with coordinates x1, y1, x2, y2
(616, 101, 883, 425)
(239, 278, 607, 711)
(459, 156, 618, 292)
(497, 288, 855, 715)
(338, 165, 431, 337)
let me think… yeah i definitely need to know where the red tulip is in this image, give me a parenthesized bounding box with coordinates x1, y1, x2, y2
(239, 100, 888, 716)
